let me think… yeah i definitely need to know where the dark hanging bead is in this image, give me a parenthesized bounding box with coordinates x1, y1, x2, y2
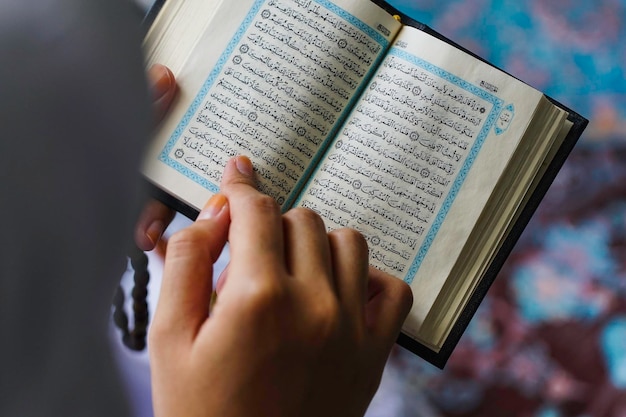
(112, 245, 151, 351)
(113, 308, 129, 330)
(133, 309, 149, 323)
(128, 335, 146, 351)
(132, 286, 149, 301)
(130, 249, 149, 270)
(134, 271, 150, 287)
(112, 286, 125, 309)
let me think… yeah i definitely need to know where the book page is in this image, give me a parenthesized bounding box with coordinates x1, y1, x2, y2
(143, 0, 225, 73)
(294, 25, 545, 334)
(421, 100, 568, 348)
(143, 0, 401, 211)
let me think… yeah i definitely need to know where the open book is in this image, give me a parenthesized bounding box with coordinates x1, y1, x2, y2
(142, 0, 587, 368)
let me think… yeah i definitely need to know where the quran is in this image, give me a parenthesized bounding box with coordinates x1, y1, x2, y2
(142, 0, 587, 368)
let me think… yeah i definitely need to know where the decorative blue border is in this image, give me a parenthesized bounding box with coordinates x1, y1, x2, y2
(318, 0, 388, 46)
(157, 0, 266, 193)
(495, 103, 515, 135)
(384, 48, 504, 284)
(158, 0, 389, 196)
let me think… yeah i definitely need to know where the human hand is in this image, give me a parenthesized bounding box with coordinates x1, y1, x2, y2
(149, 156, 413, 417)
(134, 64, 177, 251)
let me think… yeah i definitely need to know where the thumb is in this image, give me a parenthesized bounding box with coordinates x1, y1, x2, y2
(219, 155, 257, 192)
(151, 194, 230, 345)
(148, 63, 177, 123)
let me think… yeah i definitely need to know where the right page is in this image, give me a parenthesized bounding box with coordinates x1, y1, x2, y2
(293, 24, 568, 351)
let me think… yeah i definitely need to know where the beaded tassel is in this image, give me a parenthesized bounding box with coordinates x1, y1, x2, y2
(113, 246, 150, 351)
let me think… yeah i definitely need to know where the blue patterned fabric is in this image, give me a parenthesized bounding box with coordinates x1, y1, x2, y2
(390, 0, 626, 144)
(368, 1, 626, 416)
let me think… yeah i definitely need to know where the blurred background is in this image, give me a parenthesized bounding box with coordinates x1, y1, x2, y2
(123, 1, 626, 416)
(366, 1, 626, 417)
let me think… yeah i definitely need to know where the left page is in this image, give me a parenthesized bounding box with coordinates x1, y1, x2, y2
(142, 0, 401, 211)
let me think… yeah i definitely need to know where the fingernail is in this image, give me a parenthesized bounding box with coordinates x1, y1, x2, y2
(145, 220, 165, 247)
(150, 64, 173, 101)
(235, 156, 254, 176)
(197, 194, 228, 220)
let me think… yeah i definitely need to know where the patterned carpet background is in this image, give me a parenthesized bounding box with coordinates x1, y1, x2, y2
(367, 1, 626, 416)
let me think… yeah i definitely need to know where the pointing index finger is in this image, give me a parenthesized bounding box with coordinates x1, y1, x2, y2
(219, 156, 286, 279)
